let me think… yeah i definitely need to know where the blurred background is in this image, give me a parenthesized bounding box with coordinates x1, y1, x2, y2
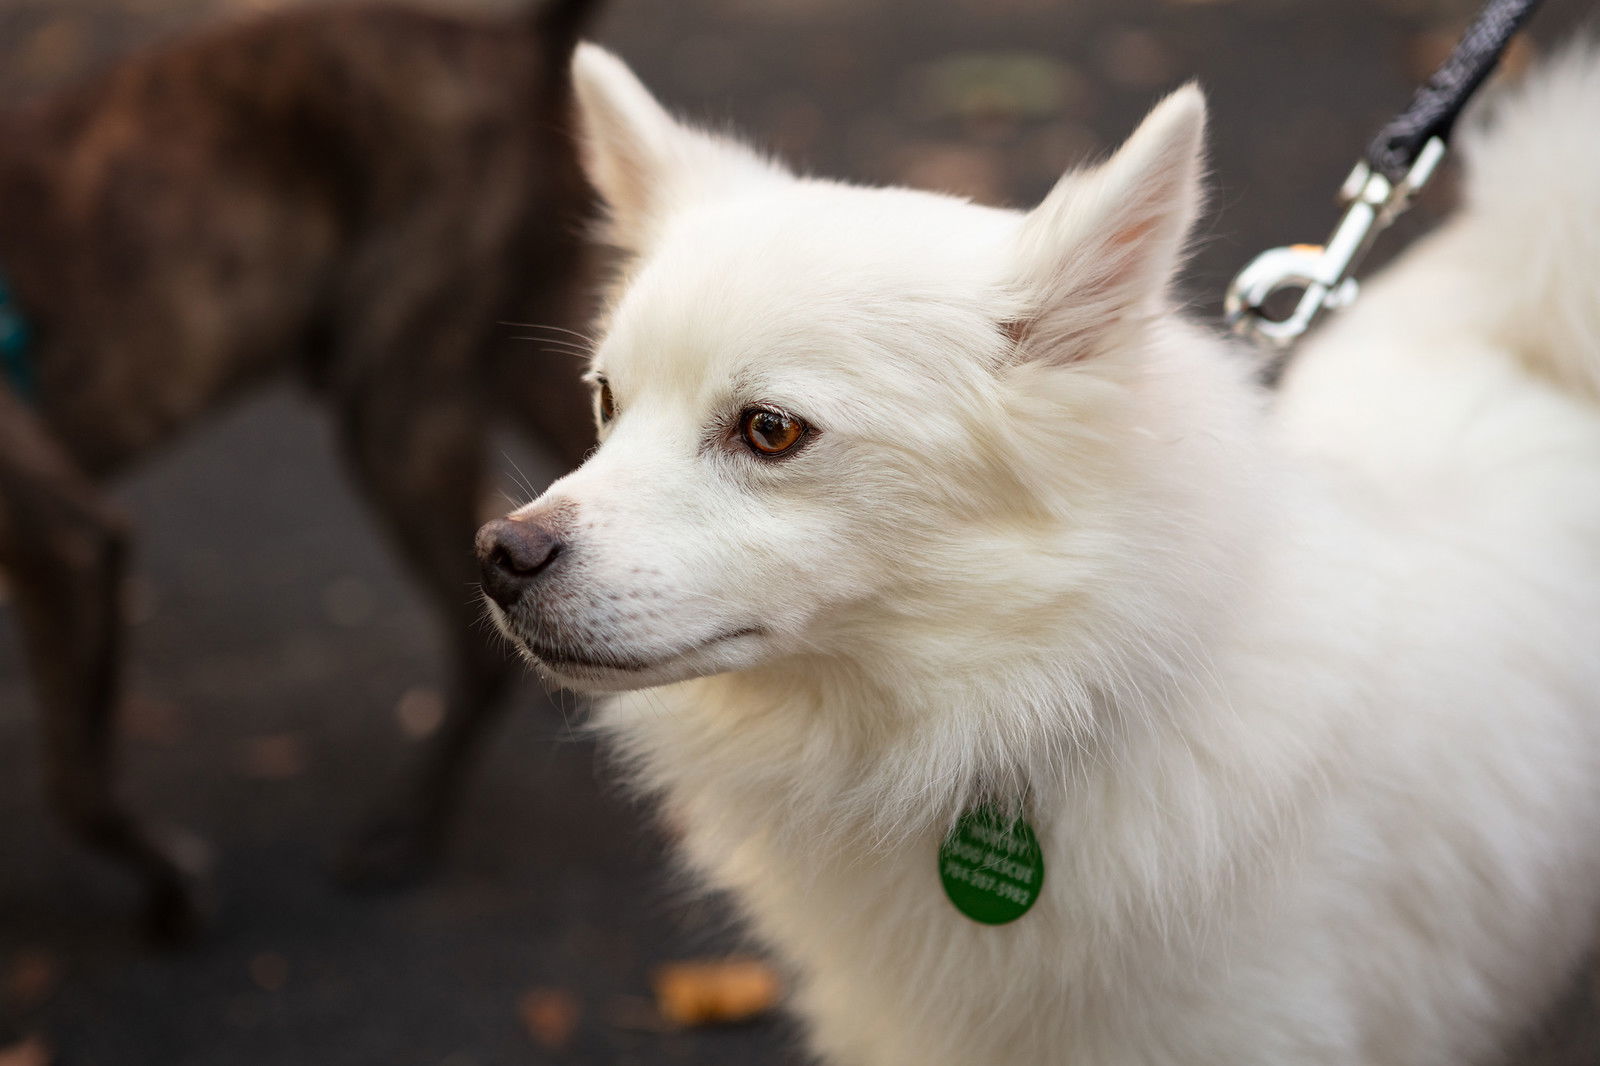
(0, 0, 1591, 1063)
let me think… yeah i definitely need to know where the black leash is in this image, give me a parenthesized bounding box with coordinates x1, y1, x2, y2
(1368, 0, 1546, 183)
(1226, 0, 1546, 351)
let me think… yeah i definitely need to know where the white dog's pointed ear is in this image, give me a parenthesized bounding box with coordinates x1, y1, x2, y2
(1006, 85, 1207, 361)
(572, 44, 788, 251)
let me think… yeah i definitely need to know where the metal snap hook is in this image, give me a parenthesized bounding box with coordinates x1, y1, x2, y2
(1226, 137, 1445, 349)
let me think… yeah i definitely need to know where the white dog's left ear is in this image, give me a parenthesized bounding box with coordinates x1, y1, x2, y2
(1007, 85, 1207, 360)
(572, 44, 789, 252)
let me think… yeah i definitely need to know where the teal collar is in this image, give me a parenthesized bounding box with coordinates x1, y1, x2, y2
(0, 270, 36, 403)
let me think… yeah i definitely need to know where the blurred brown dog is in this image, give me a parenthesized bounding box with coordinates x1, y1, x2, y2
(0, 0, 600, 939)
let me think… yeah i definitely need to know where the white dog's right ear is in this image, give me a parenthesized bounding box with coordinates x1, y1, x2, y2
(1006, 85, 1207, 362)
(572, 44, 788, 252)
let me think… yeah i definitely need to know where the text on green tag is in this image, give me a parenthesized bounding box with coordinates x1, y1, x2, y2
(938, 806, 1044, 924)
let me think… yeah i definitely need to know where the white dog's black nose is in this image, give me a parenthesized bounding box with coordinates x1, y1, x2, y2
(476, 517, 562, 608)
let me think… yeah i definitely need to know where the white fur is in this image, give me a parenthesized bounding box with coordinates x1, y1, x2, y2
(489, 43, 1600, 1065)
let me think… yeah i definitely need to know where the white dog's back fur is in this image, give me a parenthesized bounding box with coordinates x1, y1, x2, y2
(489, 44, 1600, 1065)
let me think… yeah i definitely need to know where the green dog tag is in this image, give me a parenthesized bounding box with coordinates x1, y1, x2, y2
(938, 806, 1045, 924)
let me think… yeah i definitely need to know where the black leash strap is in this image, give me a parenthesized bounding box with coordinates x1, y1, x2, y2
(1225, 0, 1546, 351)
(1368, 0, 1546, 182)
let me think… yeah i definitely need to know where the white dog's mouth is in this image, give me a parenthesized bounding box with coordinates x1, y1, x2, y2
(491, 611, 767, 688)
(526, 627, 760, 672)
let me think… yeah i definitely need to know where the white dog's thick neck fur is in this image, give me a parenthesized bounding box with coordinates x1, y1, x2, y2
(493, 44, 1600, 1065)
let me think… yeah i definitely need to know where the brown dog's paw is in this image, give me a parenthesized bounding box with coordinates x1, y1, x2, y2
(142, 827, 214, 946)
(333, 813, 443, 892)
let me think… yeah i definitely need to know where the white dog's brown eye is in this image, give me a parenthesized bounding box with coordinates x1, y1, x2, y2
(740, 407, 807, 456)
(596, 378, 616, 425)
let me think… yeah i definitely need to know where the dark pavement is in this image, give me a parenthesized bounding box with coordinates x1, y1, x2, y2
(0, 0, 1591, 1063)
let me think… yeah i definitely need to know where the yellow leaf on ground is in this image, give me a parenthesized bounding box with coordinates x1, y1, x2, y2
(519, 987, 580, 1050)
(652, 958, 782, 1028)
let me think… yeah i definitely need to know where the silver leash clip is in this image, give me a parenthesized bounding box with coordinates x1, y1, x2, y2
(1225, 137, 1446, 348)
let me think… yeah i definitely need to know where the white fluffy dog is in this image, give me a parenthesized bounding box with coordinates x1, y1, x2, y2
(477, 42, 1600, 1065)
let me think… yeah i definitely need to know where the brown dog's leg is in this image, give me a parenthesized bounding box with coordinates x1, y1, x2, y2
(0, 392, 206, 941)
(331, 375, 519, 887)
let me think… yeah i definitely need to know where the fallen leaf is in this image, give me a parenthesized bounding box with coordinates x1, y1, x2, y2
(4, 950, 61, 1010)
(241, 734, 307, 780)
(394, 688, 446, 740)
(652, 958, 783, 1028)
(0, 1035, 50, 1066)
(248, 952, 289, 992)
(518, 987, 580, 1050)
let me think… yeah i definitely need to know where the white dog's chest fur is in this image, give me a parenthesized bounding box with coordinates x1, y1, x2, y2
(490, 43, 1600, 1066)
(592, 296, 1600, 1065)
(602, 454, 1600, 1064)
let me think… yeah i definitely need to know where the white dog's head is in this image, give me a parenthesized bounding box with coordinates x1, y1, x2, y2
(480, 46, 1249, 699)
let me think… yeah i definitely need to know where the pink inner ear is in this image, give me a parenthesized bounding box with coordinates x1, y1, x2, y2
(1111, 215, 1160, 249)
(1001, 212, 1158, 361)
(1003, 155, 1189, 366)
(1089, 212, 1166, 304)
